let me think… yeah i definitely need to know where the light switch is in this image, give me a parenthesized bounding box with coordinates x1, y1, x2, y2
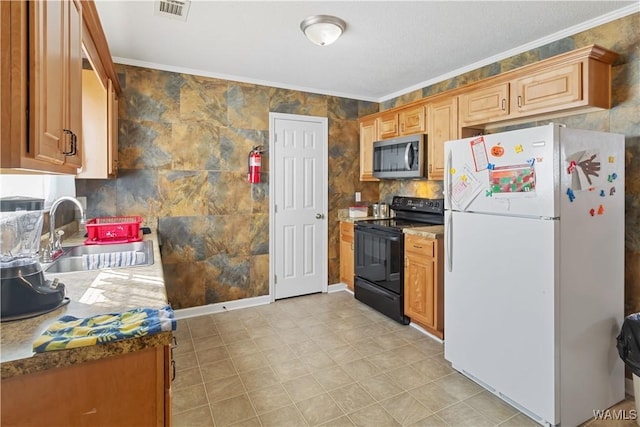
(355, 192, 361, 202)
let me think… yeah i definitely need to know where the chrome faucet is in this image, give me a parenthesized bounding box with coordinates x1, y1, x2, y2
(45, 196, 86, 262)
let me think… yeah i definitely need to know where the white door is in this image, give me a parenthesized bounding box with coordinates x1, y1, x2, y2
(270, 113, 328, 300)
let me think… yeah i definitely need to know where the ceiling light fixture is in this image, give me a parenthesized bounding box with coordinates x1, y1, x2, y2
(300, 15, 346, 46)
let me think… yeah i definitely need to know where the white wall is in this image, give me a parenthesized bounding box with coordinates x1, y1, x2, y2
(0, 175, 76, 210)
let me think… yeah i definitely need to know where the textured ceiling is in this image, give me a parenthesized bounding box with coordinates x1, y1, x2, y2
(95, 1, 638, 102)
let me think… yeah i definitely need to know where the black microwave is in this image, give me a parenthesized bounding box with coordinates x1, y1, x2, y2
(373, 134, 426, 179)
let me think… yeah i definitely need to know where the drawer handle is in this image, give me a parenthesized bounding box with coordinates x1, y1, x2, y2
(413, 245, 423, 249)
(501, 99, 506, 111)
(517, 95, 523, 108)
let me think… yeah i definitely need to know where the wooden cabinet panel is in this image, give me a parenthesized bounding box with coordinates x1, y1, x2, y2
(511, 62, 582, 116)
(1, 345, 170, 426)
(30, 0, 83, 169)
(108, 79, 119, 176)
(427, 96, 458, 181)
(78, 72, 118, 179)
(406, 253, 435, 327)
(340, 222, 355, 291)
(376, 112, 399, 139)
(459, 82, 510, 126)
(399, 104, 427, 135)
(358, 118, 378, 182)
(404, 235, 443, 338)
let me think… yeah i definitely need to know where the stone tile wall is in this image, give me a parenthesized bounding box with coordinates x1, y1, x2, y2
(76, 72, 378, 309)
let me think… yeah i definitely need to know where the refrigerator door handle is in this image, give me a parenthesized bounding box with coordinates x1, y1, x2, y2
(446, 211, 453, 272)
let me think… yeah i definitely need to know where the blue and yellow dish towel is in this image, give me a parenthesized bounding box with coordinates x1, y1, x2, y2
(33, 305, 176, 353)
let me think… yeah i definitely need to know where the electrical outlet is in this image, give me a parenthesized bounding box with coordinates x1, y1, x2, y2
(355, 192, 361, 203)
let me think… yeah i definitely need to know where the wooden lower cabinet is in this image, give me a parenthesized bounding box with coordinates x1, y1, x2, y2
(340, 221, 355, 291)
(1, 345, 172, 426)
(404, 234, 444, 339)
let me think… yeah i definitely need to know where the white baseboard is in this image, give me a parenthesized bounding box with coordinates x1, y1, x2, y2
(410, 322, 444, 344)
(173, 295, 271, 320)
(328, 283, 348, 293)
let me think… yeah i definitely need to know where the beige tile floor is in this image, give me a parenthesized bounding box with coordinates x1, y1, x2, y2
(171, 291, 634, 427)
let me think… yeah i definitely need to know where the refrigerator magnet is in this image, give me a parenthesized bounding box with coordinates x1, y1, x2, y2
(470, 136, 489, 172)
(610, 187, 616, 196)
(490, 144, 504, 157)
(598, 204, 605, 215)
(515, 144, 524, 154)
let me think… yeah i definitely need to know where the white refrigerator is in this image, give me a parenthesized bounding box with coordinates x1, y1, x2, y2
(443, 123, 625, 426)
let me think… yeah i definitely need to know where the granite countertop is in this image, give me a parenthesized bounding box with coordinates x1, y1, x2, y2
(403, 225, 444, 239)
(0, 229, 171, 379)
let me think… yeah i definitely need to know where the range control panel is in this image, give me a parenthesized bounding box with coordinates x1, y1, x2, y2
(390, 196, 444, 215)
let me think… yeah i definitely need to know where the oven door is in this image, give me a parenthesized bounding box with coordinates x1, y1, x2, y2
(354, 225, 403, 294)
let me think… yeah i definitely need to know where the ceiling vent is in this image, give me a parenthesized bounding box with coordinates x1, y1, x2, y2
(155, 0, 191, 22)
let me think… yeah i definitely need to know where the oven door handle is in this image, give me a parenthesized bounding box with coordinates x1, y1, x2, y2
(355, 226, 402, 241)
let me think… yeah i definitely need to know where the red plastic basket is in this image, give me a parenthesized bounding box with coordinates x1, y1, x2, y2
(84, 216, 143, 245)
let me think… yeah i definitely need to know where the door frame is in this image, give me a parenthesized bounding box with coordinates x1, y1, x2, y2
(268, 112, 329, 302)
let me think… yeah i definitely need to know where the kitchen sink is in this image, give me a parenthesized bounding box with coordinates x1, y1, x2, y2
(44, 240, 154, 273)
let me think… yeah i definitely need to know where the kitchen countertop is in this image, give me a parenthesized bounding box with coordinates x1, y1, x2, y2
(0, 229, 171, 379)
(403, 225, 444, 239)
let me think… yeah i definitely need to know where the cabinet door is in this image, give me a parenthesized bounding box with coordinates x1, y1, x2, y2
(30, 0, 66, 165)
(399, 104, 427, 135)
(108, 79, 119, 176)
(359, 118, 379, 182)
(459, 82, 510, 126)
(405, 236, 436, 328)
(63, 0, 83, 168)
(1, 346, 168, 426)
(30, 0, 82, 169)
(376, 112, 399, 139)
(427, 96, 457, 180)
(340, 222, 355, 291)
(511, 62, 582, 116)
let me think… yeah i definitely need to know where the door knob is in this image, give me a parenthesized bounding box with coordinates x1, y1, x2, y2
(315, 213, 324, 219)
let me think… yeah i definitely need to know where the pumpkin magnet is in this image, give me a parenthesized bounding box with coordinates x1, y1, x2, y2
(490, 145, 504, 157)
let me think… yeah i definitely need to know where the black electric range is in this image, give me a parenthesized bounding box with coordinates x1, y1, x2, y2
(353, 196, 444, 324)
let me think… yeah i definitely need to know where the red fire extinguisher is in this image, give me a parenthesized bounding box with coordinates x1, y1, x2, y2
(248, 147, 261, 184)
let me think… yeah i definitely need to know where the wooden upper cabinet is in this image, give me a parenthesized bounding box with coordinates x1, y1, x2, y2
(377, 104, 427, 140)
(427, 96, 457, 181)
(398, 104, 427, 135)
(376, 112, 399, 139)
(29, 0, 83, 170)
(1, 0, 119, 174)
(510, 61, 582, 117)
(459, 82, 510, 126)
(458, 46, 617, 128)
(359, 117, 379, 182)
